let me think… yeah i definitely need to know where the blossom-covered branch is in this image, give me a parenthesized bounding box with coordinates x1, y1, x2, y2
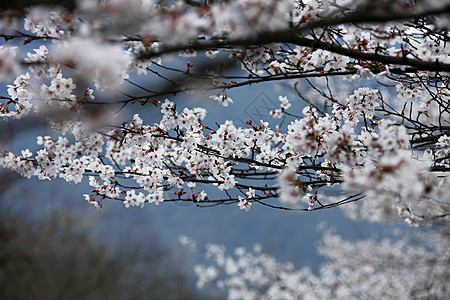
(0, 0, 448, 225)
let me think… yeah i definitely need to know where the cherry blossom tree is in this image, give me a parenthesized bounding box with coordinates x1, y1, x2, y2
(0, 0, 449, 227)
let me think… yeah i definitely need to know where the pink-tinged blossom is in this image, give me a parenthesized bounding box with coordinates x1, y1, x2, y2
(7, 73, 31, 101)
(146, 189, 164, 205)
(308, 199, 315, 210)
(2, 73, 33, 119)
(283, 107, 337, 157)
(246, 188, 256, 198)
(333, 88, 379, 124)
(305, 192, 319, 211)
(123, 190, 146, 208)
(303, 49, 350, 71)
(238, 196, 252, 212)
(279, 96, 291, 110)
(218, 174, 236, 191)
(124, 41, 161, 75)
(433, 135, 450, 167)
(0, 152, 35, 179)
(49, 73, 76, 99)
(270, 108, 283, 118)
(23, 7, 67, 38)
(84, 193, 102, 210)
(209, 94, 233, 107)
(270, 96, 291, 118)
(59, 158, 87, 184)
(20, 149, 32, 158)
(196, 191, 208, 202)
(396, 82, 425, 102)
(24, 45, 49, 63)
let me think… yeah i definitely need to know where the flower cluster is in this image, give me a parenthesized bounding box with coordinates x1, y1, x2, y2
(270, 95, 291, 118)
(3, 73, 33, 119)
(23, 7, 70, 38)
(333, 87, 379, 124)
